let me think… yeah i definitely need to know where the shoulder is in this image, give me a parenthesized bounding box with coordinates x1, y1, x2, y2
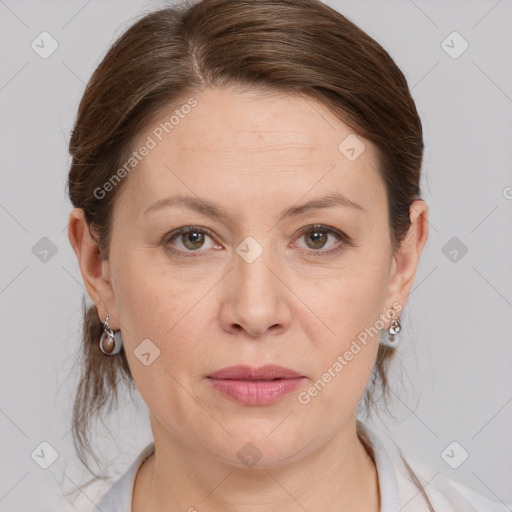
(73, 442, 155, 512)
(396, 455, 510, 512)
(363, 420, 510, 512)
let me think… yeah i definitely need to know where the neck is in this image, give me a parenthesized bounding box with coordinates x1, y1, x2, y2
(133, 417, 380, 512)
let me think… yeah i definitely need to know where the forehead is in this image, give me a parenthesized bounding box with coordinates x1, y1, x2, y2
(148, 87, 369, 155)
(117, 87, 385, 220)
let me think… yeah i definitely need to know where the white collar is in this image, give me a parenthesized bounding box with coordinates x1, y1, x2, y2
(93, 420, 509, 512)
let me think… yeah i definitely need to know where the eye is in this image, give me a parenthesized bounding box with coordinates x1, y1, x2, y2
(162, 224, 352, 258)
(293, 224, 349, 256)
(164, 226, 218, 255)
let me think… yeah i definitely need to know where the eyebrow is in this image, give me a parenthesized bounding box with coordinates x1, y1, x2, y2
(143, 192, 364, 222)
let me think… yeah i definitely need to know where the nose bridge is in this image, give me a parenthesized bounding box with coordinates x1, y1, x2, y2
(222, 233, 289, 335)
(234, 233, 279, 297)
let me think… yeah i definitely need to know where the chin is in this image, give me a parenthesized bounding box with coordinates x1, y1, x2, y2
(206, 428, 310, 470)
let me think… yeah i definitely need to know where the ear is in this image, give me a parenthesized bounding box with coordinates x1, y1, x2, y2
(67, 208, 119, 329)
(383, 199, 429, 323)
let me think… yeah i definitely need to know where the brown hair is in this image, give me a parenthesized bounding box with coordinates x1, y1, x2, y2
(66, 0, 432, 508)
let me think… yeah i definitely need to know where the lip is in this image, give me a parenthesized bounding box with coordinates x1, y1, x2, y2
(207, 364, 304, 380)
(206, 365, 306, 405)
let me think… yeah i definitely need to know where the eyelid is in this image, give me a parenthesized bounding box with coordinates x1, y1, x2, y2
(294, 224, 351, 243)
(291, 224, 352, 256)
(162, 224, 353, 257)
(163, 225, 219, 257)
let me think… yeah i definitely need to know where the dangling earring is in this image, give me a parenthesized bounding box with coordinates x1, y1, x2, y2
(380, 312, 401, 348)
(99, 313, 123, 355)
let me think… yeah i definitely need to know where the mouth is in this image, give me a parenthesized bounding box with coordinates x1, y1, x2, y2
(206, 365, 306, 405)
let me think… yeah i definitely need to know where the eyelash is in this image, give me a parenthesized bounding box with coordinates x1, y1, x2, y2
(161, 224, 353, 259)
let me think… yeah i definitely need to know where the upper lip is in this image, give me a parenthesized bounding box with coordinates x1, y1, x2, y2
(207, 365, 304, 380)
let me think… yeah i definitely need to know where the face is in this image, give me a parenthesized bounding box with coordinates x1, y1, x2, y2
(76, 86, 426, 468)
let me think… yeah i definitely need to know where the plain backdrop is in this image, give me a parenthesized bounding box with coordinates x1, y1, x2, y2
(1, 0, 511, 510)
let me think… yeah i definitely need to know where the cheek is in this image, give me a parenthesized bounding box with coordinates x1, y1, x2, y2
(113, 264, 202, 423)
(293, 252, 389, 398)
(112, 242, 183, 332)
(296, 287, 382, 416)
(300, 250, 390, 343)
(112, 249, 210, 377)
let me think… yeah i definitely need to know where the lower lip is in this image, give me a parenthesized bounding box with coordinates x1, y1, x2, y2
(207, 377, 305, 405)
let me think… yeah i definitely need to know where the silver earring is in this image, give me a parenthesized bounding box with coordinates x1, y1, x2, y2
(99, 313, 123, 355)
(380, 317, 401, 348)
(389, 318, 401, 336)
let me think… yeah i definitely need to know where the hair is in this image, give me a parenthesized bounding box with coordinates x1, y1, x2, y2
(65, 0, 433, 509)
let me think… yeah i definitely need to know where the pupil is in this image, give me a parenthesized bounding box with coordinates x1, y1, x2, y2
(184, 231, 204, 249)
(308, 231, 326, 249)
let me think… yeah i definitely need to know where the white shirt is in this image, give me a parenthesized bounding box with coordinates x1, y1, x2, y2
(87, 421, 509, 512)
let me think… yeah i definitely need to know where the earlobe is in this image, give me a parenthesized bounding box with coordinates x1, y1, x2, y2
(67, 208, 116, 325)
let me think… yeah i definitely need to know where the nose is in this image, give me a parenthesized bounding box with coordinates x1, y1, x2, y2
(218, 239, 292, 338)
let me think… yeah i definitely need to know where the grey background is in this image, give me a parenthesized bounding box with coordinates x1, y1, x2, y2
(1, 0, 511, 510)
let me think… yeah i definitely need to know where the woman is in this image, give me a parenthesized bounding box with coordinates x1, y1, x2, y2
(66, 0, 508, 510)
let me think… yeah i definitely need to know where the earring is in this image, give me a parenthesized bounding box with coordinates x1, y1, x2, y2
(389, 318, 401, 336)
(380, 315, 401, 348)
(99, 313, 123, 355)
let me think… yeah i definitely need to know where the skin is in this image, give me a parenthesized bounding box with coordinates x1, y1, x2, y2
(68, 86, 428, 512)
